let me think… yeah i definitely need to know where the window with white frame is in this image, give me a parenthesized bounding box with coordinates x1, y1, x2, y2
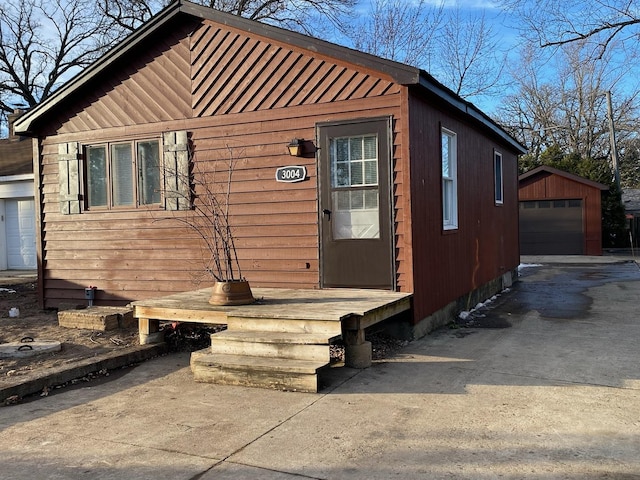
(494, 150, 503, 205)
(441, 128, 458, 229)
(85, 139, 161, 209)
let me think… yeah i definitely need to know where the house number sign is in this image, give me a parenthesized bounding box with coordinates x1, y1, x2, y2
(275, 165, 307, 183)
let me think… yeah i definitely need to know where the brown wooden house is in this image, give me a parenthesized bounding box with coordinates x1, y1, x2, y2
(15, 0, 525, 338)
(519, 165, 608, 255)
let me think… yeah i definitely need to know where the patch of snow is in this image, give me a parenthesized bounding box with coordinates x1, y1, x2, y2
(518, 263, 542, 270)
(458, 311, 471, 320)
(0, 288, 16, 294)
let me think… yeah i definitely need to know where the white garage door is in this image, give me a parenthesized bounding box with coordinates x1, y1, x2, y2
(6, 199, 37, 269)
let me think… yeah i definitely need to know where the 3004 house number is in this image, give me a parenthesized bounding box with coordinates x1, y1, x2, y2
(275, 166, 307, 183)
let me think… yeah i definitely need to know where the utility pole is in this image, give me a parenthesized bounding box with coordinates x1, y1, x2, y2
(606, 90, 620, 189)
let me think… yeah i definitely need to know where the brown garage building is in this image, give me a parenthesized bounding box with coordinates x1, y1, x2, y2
(519, 165, 608, 255)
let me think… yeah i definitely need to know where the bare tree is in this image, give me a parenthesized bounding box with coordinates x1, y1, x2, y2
(497, 41, 640, 166)
(342, 1, 508, 105)
(100, 0, 357, 34)
(342, 0, 445, 68)
(499, 0, 640, 58)
(618, 136, 640, 189)
(100, 0, 162, 31)
(0, 0, 119, 128)
(434, 6, 507, 100)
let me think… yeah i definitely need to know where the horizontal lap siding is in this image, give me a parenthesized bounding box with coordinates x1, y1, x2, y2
(408, 92, 520, 322)
(40, 106, 404, 308)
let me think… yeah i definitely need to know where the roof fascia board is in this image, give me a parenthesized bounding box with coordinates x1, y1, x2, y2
(418, 74, 526, 155)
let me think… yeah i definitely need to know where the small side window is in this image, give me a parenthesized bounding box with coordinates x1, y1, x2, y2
(494, 151, 503, 205)
(442, 128, 458, 230)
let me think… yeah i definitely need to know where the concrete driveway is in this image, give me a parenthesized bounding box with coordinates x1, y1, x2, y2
(1, 259, 639, 479)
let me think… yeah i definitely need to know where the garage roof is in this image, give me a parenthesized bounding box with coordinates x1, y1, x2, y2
(519, 165, 609, 191)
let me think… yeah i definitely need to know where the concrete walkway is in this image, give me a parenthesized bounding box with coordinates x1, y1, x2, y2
(1, 259, 639, 479)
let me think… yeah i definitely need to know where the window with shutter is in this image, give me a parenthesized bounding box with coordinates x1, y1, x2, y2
(83, 137, 168, 210)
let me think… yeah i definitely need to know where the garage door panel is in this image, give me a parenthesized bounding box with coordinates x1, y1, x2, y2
(6, 199, 37, 269)
(520, 199, 584, 255)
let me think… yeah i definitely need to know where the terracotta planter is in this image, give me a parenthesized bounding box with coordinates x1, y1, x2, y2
(209, 280, 255, 306)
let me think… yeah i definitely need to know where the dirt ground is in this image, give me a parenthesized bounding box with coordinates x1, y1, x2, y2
(0, 281, 140, 388)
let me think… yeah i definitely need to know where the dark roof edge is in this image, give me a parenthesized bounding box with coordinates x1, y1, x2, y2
(519, 165, 610, 190)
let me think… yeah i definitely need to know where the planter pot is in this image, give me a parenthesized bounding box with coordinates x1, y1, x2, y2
(209, 280, 255, 306)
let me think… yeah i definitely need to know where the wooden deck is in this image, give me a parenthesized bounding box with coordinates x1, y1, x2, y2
(130, 287, 412, 341)
(130, 287, 412, 391)
(131, 288, 411, 326)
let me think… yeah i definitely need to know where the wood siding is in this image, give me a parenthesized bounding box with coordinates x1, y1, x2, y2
(36, 17, 405, 308)
(519, 172, 603, 255)
(407, 90, 520, 322)
(52, 20, 197, 134)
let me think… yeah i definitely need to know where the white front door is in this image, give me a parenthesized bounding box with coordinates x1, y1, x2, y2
(6, 199, 36, 269)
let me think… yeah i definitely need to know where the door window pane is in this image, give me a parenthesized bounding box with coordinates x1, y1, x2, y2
(330, 134, 380, 239)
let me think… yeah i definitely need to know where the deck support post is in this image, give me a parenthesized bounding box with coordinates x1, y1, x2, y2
(139, 318, 163, 345)
(342, 316, 372, 369)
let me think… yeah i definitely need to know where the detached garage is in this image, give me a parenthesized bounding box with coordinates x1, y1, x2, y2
(0, 110, 36, 270)
(519, 166, 608, 255)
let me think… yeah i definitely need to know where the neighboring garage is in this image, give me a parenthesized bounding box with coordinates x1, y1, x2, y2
(0, 110, 36, 270)
(519, 166, 608, 255)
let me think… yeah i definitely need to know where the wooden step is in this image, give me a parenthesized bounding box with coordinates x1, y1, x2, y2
(225, 315, 342, 336)
(210, 331, 333, 362)
(190, 349, 326, 392)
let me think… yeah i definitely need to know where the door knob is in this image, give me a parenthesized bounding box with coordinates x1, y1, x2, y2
(322, 209, 332, 220)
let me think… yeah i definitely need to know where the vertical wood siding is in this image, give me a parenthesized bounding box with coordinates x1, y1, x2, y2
(407, 92, 520, 322)
(519, 173, 603, 255)
(37, 18, 405, 308)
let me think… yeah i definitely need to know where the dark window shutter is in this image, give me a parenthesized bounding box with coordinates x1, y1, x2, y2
(162, 131, 190, 211)
(58, 142, 82, 215)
